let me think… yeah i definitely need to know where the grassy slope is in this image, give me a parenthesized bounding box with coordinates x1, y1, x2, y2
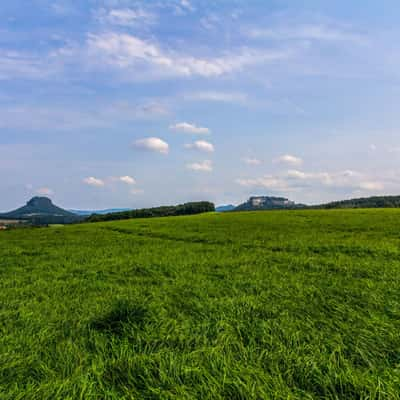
(1, 210, 400, 399)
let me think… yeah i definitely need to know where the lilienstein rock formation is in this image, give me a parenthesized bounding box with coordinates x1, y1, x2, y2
(0, 197, 82, 225)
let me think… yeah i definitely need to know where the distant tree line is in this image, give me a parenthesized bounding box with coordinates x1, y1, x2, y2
(28, 215, 84, 225)
(315, 195, 400, 209)
(229, 195, 400, 213)
(86, 201, 215, 222)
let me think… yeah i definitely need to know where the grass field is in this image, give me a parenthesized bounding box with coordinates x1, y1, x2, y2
(1, 210, 400, 399)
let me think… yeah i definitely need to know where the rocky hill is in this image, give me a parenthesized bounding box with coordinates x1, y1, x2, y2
(235, 196, 305, 211)
(0, 197, 82, 225)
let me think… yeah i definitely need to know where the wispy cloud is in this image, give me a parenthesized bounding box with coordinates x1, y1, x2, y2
(242, 157, 262, 166)
(180, 0, 194, 11)
(184, 91, 247, 104)
(87, 32, 293, 79)
(286, 169, 385, 192)
(0, 50, 59, 80)
(200, 13, 221, 31)
(187, 160, 213, 172)
(247, 23, 366, 45)
(83, 177, 105, 187)
(172, 0, 195, 15)
(94, 7, 156, 27)
(51, 1, 78, 16)
(237, 169, 386, 194)
(0, 101, 168, 130)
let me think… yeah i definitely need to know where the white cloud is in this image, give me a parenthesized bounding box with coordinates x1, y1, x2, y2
(275, 154, 303, 166)
(186, 160, 213, 172)
(132, 137, 169, 154)
(119, 175, 136, 185)
(83, 176, 105, 187)
(36, 187, 54, 196)
(242, 157, 262, 165)
(87, 32, 292, 79)
(170, 122, 210, 135)
(185, 140, 214, 153)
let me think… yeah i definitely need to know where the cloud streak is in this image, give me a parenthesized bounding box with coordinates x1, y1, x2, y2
(184, 91, 248, 104)
(0, 101, 168, 131)
(246, 23, 366, 45)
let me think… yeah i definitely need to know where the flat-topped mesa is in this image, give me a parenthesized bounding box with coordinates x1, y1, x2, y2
(249, 196, 294, 208)
(26, 196, 54, 209)
(235, 196, 303, 211)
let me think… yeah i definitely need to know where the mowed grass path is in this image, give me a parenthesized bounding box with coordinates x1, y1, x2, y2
(1, 210, 400, 399)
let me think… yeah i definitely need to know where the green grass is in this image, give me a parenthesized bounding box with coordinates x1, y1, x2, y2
(1, 209, 400, 399)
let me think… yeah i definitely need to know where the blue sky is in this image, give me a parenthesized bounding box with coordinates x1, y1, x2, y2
(2, 0, 400, 210)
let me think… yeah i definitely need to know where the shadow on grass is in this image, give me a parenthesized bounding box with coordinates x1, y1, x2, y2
(90, 299, 149, 337)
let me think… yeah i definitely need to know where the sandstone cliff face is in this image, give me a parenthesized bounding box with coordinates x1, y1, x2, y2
(235, 196, 298, 211)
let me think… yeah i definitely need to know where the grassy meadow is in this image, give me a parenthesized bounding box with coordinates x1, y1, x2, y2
(1, 209, 400, 399)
